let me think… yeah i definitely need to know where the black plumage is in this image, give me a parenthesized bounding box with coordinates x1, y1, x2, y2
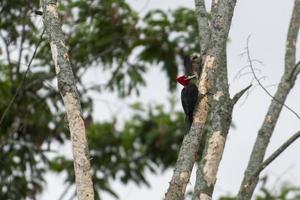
(181, 82, 198, 133)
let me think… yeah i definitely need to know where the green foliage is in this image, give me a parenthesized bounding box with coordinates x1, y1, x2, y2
(0, 0, 265, 199)
(3, 0, 295, 200)
(49, 103, 185, 199)
(135, 7, 200, 90)
(61, 0, 199, 95)
(0, 0, 66, 196)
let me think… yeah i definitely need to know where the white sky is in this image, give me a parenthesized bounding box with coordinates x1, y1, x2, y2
(42, 0, 300, 199)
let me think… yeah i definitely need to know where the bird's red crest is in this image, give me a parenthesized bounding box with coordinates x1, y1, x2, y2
(176, 75, 190, 86)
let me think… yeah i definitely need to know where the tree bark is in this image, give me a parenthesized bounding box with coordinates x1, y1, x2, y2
(252, 131, 300, 179)
(165, 1, 242, 200)
(41, 1, 95, 200)
(192, 0, 239, 199)
(194, 0, 210, 55)
(237, 0, 300, 199)
(164, 54, 208, 200)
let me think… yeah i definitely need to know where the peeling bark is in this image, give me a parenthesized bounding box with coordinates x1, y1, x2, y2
(202, 131, 225, 186)
(41, 1, 94, 200)
(237, 0, 300, 199)
(193, 0, 238, 199)
(199, 193, 211, 200)
(164, 113, 207, 200)
(166, 0, 241, 198)
(164, 46, 213, 200)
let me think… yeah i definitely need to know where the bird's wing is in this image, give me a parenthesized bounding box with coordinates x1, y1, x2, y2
(181, 87, 189, 116)
(181, 84, 199, 118)
(188, 84, 199, 115)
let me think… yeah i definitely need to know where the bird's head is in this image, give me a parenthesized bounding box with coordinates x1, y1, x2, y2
(176, 75, 196, 86)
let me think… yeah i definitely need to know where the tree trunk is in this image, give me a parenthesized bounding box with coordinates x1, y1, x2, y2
(237, 0, 300, 199)
(41, 1, 95, 199)
(165, 1, 249, 199)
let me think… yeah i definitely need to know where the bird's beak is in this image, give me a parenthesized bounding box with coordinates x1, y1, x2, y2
(186, 74, 197, 80)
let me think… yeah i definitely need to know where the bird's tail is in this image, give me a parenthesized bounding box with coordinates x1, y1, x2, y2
(184, 116, 193, 134)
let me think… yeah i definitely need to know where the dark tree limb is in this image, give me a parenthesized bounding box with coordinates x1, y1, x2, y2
(237, 0, 300, 199)
(41, 1, 94, 199)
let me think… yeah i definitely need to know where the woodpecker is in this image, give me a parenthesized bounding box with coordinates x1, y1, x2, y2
(176, 75, 198, 133)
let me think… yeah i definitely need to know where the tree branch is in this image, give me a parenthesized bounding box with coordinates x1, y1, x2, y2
(246, 37, 300, 119)
(231, 84, 252, 105)
(211, 0, 237, 44)
(285, 0, 300, 72)
(252, 131, 300, 178)
(237, 0, 300, 199)
(192, 0, 238, 199)
(41, 1, 94, 199)
(194, 0, 210, 54)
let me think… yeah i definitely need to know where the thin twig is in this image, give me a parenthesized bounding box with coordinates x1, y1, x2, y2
(246, 36, 300, 120)
(233, 65, 261, 81)
(0, 28, 46, 126)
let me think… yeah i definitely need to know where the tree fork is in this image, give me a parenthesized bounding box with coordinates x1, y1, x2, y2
(192, 0, 239, 199)
(237, 0, 300, 199)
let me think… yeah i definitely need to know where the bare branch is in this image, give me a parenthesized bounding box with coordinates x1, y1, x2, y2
(231, 84, 252, 105)
(41, 0, 94, 199)
(192, 1, 238, 199)
(237, 0, 300, 199)
(246, 36, 300, 120)
(211, 0, 237, 44)
(252, 131, 300, 178)
(233, 65, 262, 81)
(194, 0, 210, 54)
(285, 0, 300, 72)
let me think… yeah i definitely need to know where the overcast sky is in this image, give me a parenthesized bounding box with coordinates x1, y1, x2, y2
(42, 0, 300, 199)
